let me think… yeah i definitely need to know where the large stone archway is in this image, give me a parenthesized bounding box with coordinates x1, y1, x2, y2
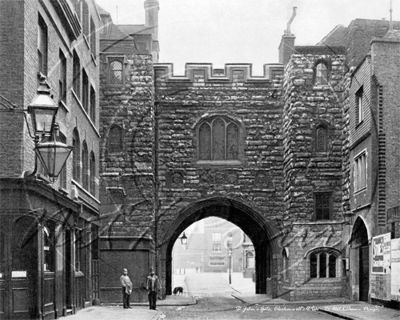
(159, 197, 280, 296)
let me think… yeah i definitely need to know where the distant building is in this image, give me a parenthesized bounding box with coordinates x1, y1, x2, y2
(172, 218, 255, 276)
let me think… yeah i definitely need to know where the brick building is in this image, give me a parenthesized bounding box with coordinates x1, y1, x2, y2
(0, 0, 101, 318)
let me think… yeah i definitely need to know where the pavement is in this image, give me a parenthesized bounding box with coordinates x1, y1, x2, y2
(66, 273, 400, 320)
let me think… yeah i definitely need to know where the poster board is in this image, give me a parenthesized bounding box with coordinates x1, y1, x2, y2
(370, 233, 391, 300)
(391, 238, 400, 299)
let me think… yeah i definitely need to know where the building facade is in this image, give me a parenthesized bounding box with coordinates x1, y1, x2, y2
(0, 0, 101, 318)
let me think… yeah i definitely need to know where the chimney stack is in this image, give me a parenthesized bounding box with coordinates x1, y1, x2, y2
(144, 0, 159, 40)
(279, 7, 297, 65)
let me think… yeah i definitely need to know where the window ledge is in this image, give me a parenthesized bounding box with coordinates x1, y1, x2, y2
(196, 160, 242, 166)
(72, 90, 100, 138)
(354, 187, 367, 195)
(355, 120, 364, 128)
(59, 100, 70, 113)
(72, 179, 100, 204)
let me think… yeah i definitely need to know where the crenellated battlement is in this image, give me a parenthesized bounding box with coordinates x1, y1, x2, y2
(154, 63, 284, 83)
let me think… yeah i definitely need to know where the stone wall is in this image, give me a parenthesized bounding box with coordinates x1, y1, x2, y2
(280, 52, 347, 300)
(153, 63, 286, 236)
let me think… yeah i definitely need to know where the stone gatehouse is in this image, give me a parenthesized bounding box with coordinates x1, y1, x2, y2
(97, 0, 350, 303)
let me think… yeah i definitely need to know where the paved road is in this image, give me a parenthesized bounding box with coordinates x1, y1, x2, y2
(160, 273, 338, 319)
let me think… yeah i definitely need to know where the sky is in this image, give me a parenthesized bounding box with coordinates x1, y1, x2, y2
(95, 0, 397, 75)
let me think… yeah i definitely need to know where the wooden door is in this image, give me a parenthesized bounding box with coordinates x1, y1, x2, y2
(359, 245, 369, 301)
(8, 216, 38, 319)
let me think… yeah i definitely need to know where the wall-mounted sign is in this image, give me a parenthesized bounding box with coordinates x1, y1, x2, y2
(372, 233, 391, 274)
(391, 238, 400, 299)
(11, 271, 27, 278)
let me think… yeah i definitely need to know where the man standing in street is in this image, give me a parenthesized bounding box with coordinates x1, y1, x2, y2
(120, 268, 133, 308)
(146, 267, 161, 310)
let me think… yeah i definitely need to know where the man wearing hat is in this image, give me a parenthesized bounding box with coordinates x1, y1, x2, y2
(146, 267, 161, 310)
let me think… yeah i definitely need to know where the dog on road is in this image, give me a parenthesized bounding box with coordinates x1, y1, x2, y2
(173, 286, 183, 295)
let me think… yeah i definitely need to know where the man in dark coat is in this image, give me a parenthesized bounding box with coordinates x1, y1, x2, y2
(146, 267, 161, 310)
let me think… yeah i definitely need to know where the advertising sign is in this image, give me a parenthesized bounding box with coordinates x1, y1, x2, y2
(371, 233, 391, 300)
(372, 233, 391, 274)
(391, 238, 400, 299)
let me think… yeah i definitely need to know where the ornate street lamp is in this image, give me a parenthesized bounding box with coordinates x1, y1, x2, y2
(35, 124, 72, 180)
(24, 78, 72, 181)
(180, 232, 187, 245)
(27, 80, 58, 134)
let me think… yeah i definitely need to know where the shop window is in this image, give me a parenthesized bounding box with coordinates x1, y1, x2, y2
(82, 141, 89, 190)
(315, 62, 328, 85)
(354, 151, 367, 192)
(90, 151, 96, 196)
(315, 125, 328, 152)
(72, 129, 80, 182)
(108, 58, 123, 85)
(309, 250, 338, 279)
(314, 192, 332, 220)
(108, 125, 123, 153)
(38, 15, 48, 76)
(198, 117, 240, 161)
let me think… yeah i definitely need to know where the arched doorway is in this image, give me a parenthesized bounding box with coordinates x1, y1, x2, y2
(160, 197, 279, 296)
(349, 216, 370, 301)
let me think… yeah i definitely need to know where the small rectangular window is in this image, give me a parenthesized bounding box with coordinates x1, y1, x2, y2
(38, 15, 48, 76)
(193, 70, 205, 83)
(59, 50, 67, 104)
(356, 87, 364, 124)
(73, 51, 81, 98)
(354, 151, 367, 192)
(212, 243, 221, 252)
(82, 70, 89, 113)
(90, 18, 96, 58)
(212, 233, 221, 241)
(314, 192, 332, 220)
(90, 86, 96, 123)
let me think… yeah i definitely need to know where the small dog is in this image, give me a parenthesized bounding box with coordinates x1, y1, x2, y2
(173, 286, 184, 295)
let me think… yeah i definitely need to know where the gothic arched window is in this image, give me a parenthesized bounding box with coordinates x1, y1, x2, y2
(315, 125, 328, 152)
(108, 59, 123, 85)
(108, 125, 123, 153)
(198, 117, 240, 161)
(315, 62, 328, 85)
